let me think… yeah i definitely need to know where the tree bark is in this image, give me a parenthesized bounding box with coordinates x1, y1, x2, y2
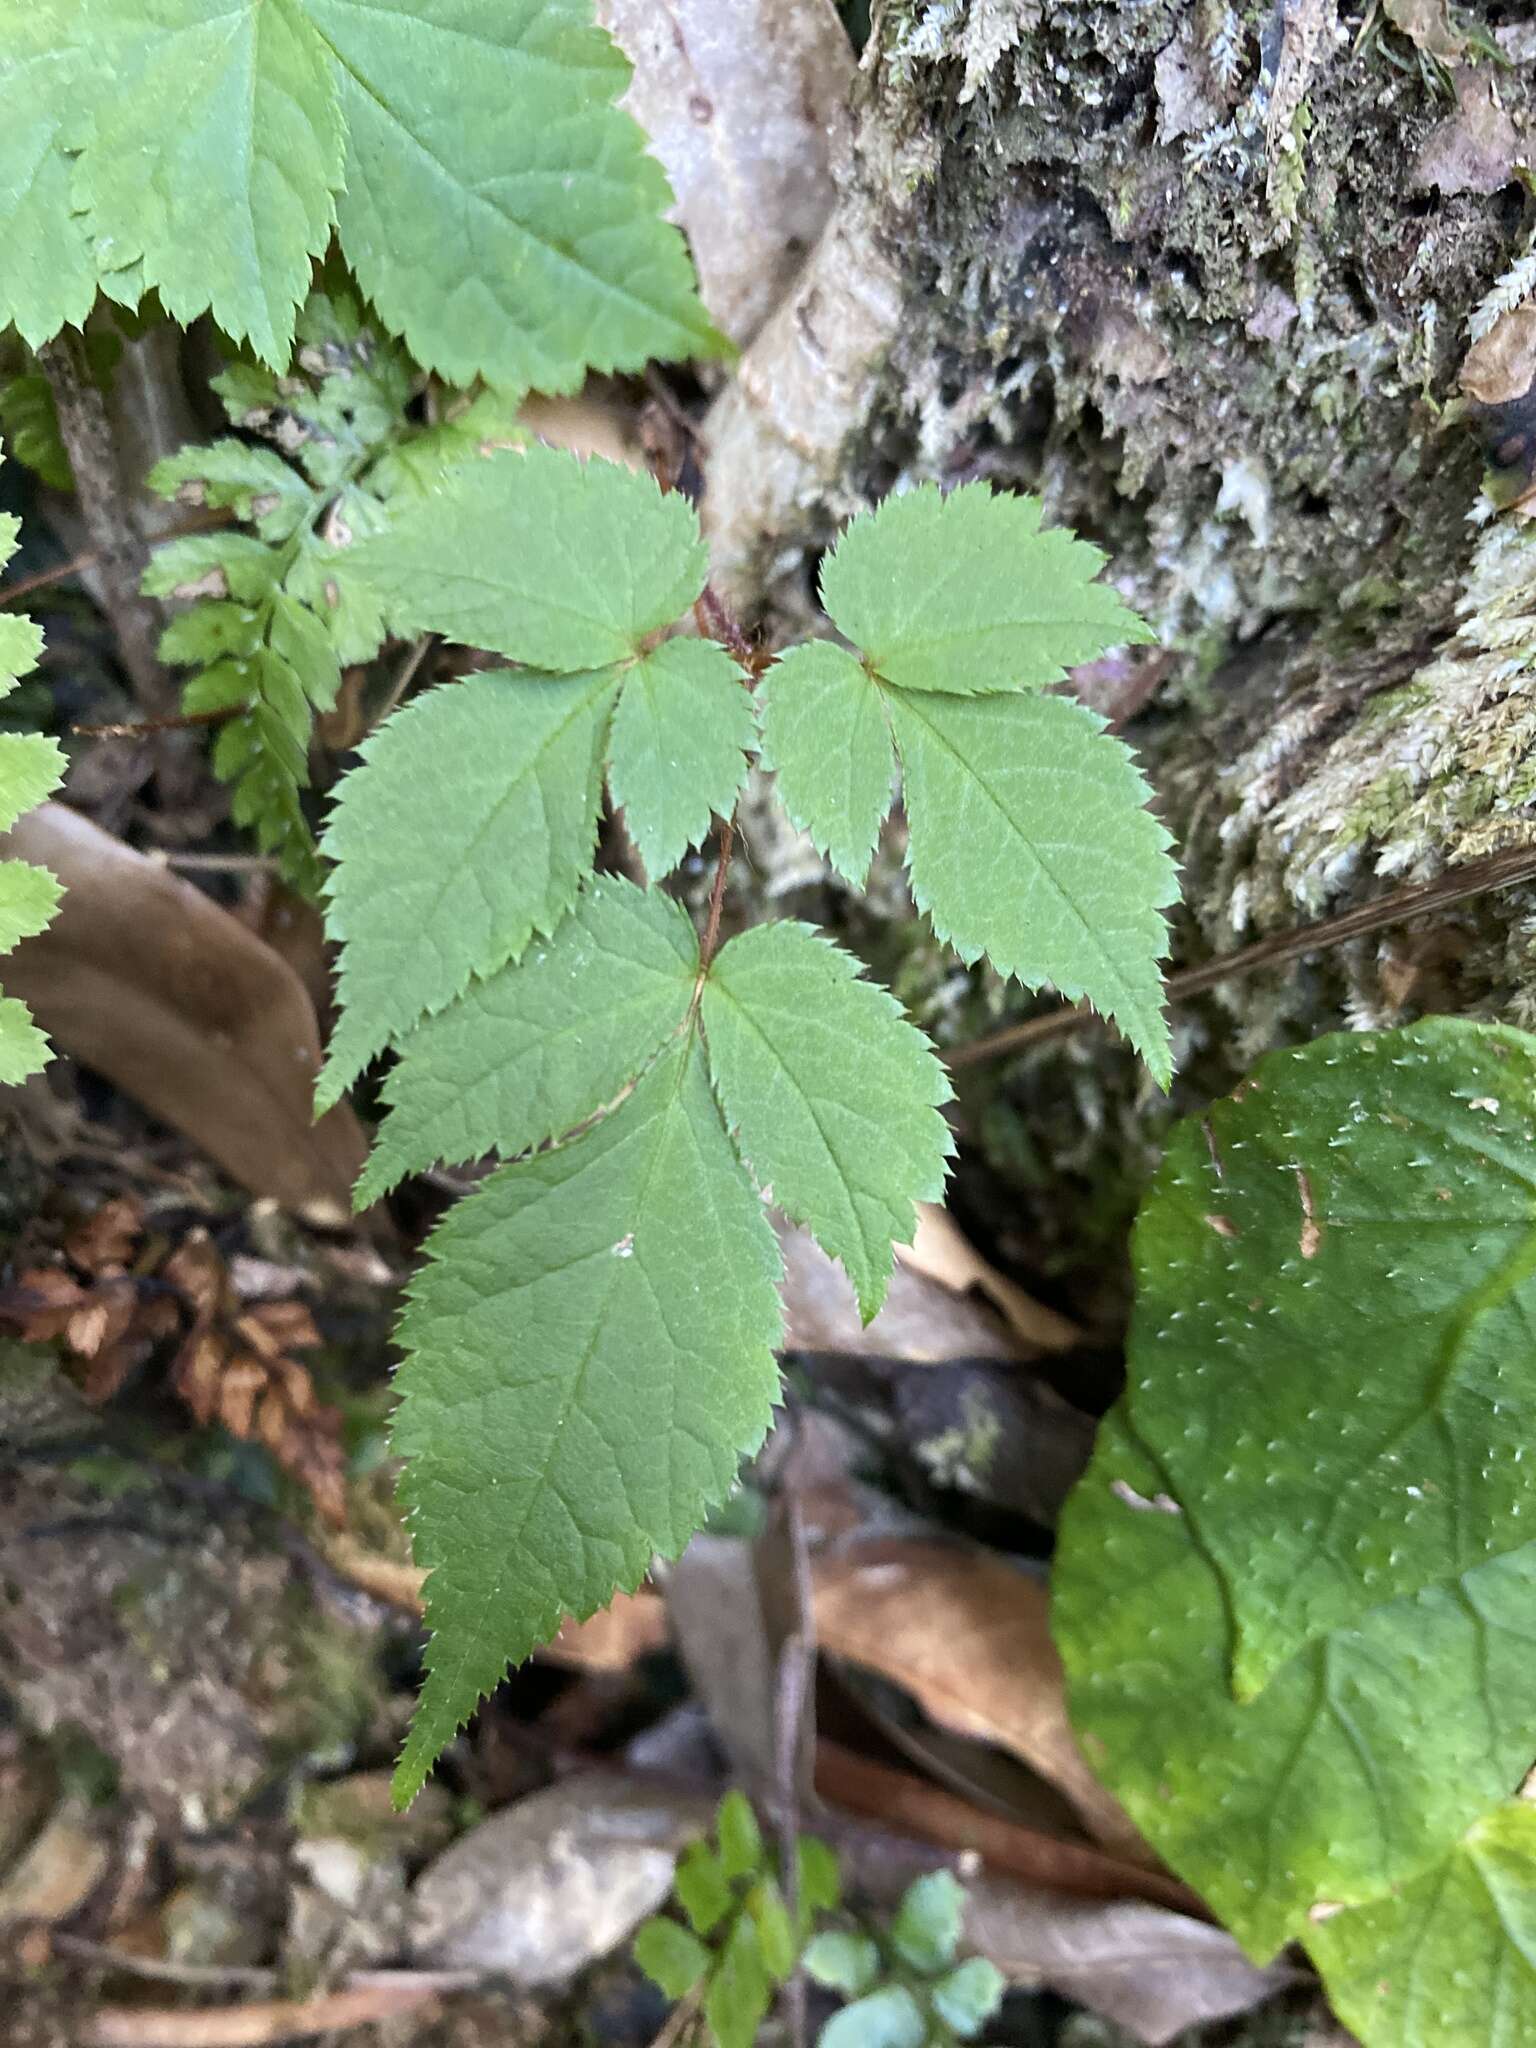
(703, 2, 1536, 1299)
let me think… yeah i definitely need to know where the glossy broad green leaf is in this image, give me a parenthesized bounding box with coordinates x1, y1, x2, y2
(1307, 1803, 1536, 2048)
(607, 639, 755, 880)
(390, 1037, 783, 1802)
(341, 446, 708, 672)
(1125, 1018, 1536, 1699)
(1056, 1411, 1536, 1960)
(305, 0, 720, 391)
(756, 641, 895, 889)
(888, 688, 1175, 1084)
(701, 922, 953, 1321)
(319, 668, 619, 1109)
(357, 876, 698, 1204)
(822, 484, 1153, 696)
(77, 1, 344, 365)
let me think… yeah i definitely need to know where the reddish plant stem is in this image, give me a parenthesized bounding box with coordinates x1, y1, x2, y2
(694, 584, 765, 676)
(73, 706, 238, 739)
(696, 816, 737, 981)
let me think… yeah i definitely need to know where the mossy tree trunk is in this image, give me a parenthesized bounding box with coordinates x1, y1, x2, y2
(704, 0, 1536, 1304)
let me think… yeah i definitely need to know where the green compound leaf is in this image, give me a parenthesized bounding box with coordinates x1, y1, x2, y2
(821, 484, 1153, 697)
(706, 1912, 771, 2048)
(341, 446, 709, 672)
(890, 1870, 964, 1973)
(803, 1931, 880, 1998)
(676, 1841, 735, 1938)
(149, 439, 314, 542)
(819, 1986, 927, 2048)
(357, 876, 698, 1205)
(756, 641, 895, 889)
(390, 1036, 783, 1804)
(608, 640, 756, 881)
(716, 1790, 764, 1881)
(319, 668, 619, 1109)
(6, 3, 714, 390)
(932, 1958, 1007, 2040)
(1127, 1017, 1536, 1699)
(76, 0, 344, 366)
(702, 922, 953, 1322)
(0, 21, 100, 346)
(1056, 1412, 1536, 1961)
(0, 493, 65, 1084)
(634, 1916, 711, 2001)
(887, 689, 1175, 1084)
(305, 0, 720, 391)
(1307, 1804, 1536, 2048)
(0, 860, 62, 955)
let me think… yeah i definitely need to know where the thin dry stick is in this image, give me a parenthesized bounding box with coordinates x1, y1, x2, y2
(85, 1982, 442, 2048)
(372, 630, 439, 730)
(949, 842, 1536, 1071)
(50, 1935, 277, 1992)
(0, 542, 107, 607)
(34, 330, 175, 715)
(648, 1983, 705, 2048)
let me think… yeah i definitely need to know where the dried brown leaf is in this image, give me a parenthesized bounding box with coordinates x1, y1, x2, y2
(64, 1197, 144, 1275)
(900, 1206, 1082, 1355)
(812, 1537, 1151, 1860)
(1384, 0, 1466, 59)
(1, 805, 368, 1224)
(963, 1876, 1298, 2045)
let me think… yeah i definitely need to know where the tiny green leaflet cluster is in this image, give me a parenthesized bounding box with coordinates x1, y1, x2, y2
(313, 447, 1172, 1802)
(634, 1791, 839, 2048)
(0, 1, 718, 390)
(143, 289, 524, 893)
(804, 1872, 1005, 2047)
(0, 446, 64, 1081)
(1053, 1018, 1536, 2048)
(635, 1798, 1004, 2048)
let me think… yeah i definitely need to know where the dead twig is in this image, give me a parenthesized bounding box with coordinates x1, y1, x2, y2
(949, 842, 1536, 1070)
(84, 1981, 443, 2047)
(648, 1982, 705, 2048)
(50, 1935, 278, 1991)
(371, 631, 439, 730)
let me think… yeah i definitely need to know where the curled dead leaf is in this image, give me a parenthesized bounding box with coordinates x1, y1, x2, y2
(1, 804, 368, 1224)
(812, 1536, 1153, 1861)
